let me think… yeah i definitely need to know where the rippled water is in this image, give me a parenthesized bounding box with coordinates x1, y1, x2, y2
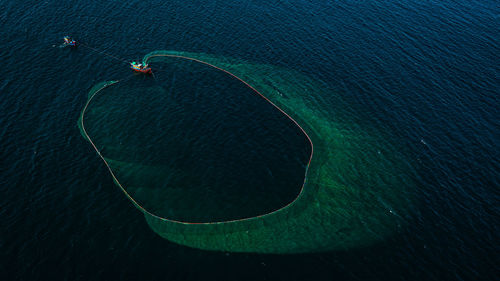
(0, 0, 498, 280)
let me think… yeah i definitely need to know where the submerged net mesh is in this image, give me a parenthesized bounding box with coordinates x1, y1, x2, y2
(79, 50, 413, 253)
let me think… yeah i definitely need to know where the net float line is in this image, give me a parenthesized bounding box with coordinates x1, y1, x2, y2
(80, 55, 314, 225)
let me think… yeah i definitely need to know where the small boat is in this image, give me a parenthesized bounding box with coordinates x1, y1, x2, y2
(130, 62, 152, 74)
(63, 36, 76, 47)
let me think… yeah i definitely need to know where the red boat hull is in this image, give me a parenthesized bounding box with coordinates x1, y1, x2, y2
(132, 67, 152, 74)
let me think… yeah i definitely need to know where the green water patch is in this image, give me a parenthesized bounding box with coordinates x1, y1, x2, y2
(79, 50, 414, 253)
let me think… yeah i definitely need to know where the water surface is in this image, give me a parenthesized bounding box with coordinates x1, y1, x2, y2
(0, 0, 498, 280)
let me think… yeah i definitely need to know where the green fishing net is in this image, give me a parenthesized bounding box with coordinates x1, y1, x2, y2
(79, 51, 413, 253)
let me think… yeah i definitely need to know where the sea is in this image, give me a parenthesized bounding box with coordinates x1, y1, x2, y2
(0, 0, 498, 280)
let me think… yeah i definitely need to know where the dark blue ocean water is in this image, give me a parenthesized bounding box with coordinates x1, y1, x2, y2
(0, 0, 498, 280)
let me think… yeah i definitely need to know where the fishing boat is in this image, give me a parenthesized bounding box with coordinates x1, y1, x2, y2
(130, 62, 152, 74)
(63, 36, 76, 47)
